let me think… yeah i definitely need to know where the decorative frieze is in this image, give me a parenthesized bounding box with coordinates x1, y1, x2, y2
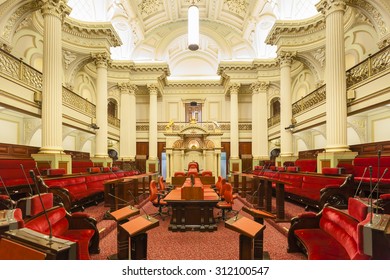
(250, 81, 269, 93)
(63, 50, 77, 69)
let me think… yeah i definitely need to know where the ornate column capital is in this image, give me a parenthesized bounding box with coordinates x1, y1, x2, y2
(277, 51, 296, 68)
(228, 83, 241, 95)
(316, 0, 346, 16)
(147, 84, 159, 95)
(118, 83, 138, 95)
(91, 52, 110, 68)
(250, 81, 270, 94)
(39, 0, 71, 21)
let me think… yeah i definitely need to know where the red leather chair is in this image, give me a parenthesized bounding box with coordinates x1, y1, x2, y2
(201, 170, 212, 176)
(149, 180, 169, 220)
(214, 176, 223, 195)
(24, 206, 100, 260)
(215, 183, 237, 220)
(174, 171, 186, 177)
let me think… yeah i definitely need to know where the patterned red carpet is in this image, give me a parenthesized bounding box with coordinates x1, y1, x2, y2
(85, 196, 308, 260)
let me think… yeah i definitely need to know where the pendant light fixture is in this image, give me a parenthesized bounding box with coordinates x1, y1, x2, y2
(188, 0, 199, 51)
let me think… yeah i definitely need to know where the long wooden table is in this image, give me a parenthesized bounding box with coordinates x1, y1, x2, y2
(164, 178, 220, 232)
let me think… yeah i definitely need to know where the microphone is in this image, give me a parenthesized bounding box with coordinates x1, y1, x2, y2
(0, 176, 16, 209)
(127, 190, 150, 220)
(376, 150, 381, 203)
(368, 166, 373, 224)
(20, 164, 33, 195)
(367, 168, 388, 199)
(354, 167, 368, 197)
(190, 174, 195, 187)
(29, 170, 53, 244)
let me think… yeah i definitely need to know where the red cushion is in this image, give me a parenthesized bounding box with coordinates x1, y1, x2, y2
(295, 228, 351, 259)
(47, 168, 66, 176)
(348, 197, 368, 222)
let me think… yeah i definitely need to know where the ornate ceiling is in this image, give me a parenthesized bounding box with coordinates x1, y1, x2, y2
(68, 0, 319, 79)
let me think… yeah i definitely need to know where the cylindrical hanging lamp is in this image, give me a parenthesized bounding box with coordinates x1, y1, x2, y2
(188, 2, 199, 51)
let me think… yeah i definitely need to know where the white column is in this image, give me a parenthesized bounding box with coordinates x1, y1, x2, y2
(92, 52, 109, 158)
(251, 81, 270, 163)
(148, 84, 158, 161)
(229, 83, 240, 159)
(278, 51, 295, 158)
(119, 83, 137, 160)
(317, 0, 349, 152)
(39, 0, 70, 154)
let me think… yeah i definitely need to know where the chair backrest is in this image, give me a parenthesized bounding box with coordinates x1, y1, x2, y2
(158, 176, 165, 191)
(219, 179, 228, 198)
(223, 183, 234, 204)
(201, 170, 212, 176)
(174, 171, 186, 177)
(149, 180, 158, 202)
(215, 176, 222, 192)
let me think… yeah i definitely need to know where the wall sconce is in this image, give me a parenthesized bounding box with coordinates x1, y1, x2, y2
(284, 124, 295, 132)
(34, 91, 42, 105)
(90, 117, 99, 130)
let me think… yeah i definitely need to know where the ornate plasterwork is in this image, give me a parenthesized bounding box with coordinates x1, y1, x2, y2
(91, 52, 110, 68)
(62, 17, 122, 49)
(139, 0, 161, 16)
(39, 0, 71, 21)
(265, 15, 325, 46)
(277, 51, 296, 67)
(63, 50, 77, 69)
(250, 81, 269, 93)
(2, 1, 40, 41)
(312, 47, 326, 67)
(224, 0, 248, 16)
(344, 0, 388, 37)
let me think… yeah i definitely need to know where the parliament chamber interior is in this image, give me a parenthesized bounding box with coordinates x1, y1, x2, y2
(0, 0, 389, 261)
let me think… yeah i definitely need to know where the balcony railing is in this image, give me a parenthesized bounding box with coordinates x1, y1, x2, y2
(291, 85, 326, 116)
(346, 45, 390, 88)
(267, 114, 280, 127)
(108, 115, 120, 128)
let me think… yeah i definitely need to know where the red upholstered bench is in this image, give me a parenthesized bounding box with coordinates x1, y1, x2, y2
(294, 159, 317, 172)
(24, 206, 99, 260)
(287, 205, 371, 260)
(257, 171, 353, 209)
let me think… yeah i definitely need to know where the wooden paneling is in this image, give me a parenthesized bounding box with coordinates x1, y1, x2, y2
(136, 142, 148, 157)
(350, 141, 390, 157)
(239, 142, 252, 155)
(0, 143, 39, 159)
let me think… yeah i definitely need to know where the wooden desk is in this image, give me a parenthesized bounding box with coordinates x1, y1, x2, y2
(118, 215, 159, 260)
(225, 215, 265, 260)
(171, 176, 216, 187)
(242, 207, 275, 259)
(2, 228, 76, 259)
(104, 173, 156, 211)
(164, 185, 220, 232)
(107, 206, 140, 260)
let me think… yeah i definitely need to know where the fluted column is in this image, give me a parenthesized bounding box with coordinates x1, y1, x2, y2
(278, 51, 295, 160)
(229, 83, 240, 159)
(92, 52, 110, 158)
(317, 0, 349, 152)
(228, 83, 242, 173)
(119, 83, 137, 161)
(251, 81, 270, 165)
(148, 84, 158, 161)
(39, 0, 70, 154)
